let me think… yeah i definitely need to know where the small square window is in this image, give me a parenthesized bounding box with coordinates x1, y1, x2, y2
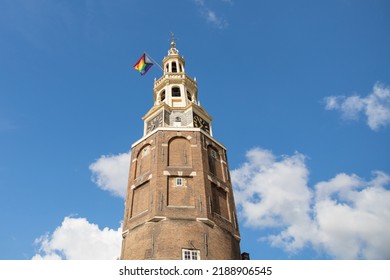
(176, 177, 183, 186)
(182, 249, 200, 260)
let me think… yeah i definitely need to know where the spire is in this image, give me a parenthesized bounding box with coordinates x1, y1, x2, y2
(168, 32, 179, 56)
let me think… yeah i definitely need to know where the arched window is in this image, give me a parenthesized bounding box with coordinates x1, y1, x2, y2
(187, 91, 192, 101)
(172, 87, 181, 97)
(172, 62, 177, 73)
(208, 146, 221, 177)
(160, 90, 165, 102)
(135, 145, 152, 178)
(168, 137, 191, 166)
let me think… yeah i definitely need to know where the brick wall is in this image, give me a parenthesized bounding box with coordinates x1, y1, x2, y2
(121, 129, 241, 260)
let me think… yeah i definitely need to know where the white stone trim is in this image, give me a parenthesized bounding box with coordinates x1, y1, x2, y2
(196, 218, 215, 227)
(131, 127, 226, 149)
(147, 216, 166, 222)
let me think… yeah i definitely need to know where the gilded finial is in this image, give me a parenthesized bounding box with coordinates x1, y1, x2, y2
(170, 32, 176, 48)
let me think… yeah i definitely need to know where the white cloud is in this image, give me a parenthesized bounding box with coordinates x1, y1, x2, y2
(232, 148, 390, 259)
(324, 82, 390, 130)
(32, 217, 122, 260)
(314, 171, 390, 259)
(89, 152, 130, 198)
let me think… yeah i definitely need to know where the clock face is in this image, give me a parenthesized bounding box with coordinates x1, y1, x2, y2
(146, 112, 163, 133)
(193, 112, 210, 133)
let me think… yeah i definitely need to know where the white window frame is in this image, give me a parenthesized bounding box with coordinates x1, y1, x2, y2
(175, 177, 183, 187)
(182, 249, 200, 260)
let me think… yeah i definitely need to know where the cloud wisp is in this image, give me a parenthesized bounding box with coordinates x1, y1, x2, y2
(193, 0, 229, 29)
(324, 82, 390, 130)
(232, 147, 390, 259)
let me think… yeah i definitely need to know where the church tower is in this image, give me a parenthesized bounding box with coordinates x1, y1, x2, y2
(120, 39, 241, 260)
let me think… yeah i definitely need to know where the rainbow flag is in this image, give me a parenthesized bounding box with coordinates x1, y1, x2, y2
(133, 53, 154, 76)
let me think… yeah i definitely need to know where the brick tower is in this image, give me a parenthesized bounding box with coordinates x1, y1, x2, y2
(120, 39, 241, 260)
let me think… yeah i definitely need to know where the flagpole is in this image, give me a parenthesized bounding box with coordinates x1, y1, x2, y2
(145, 52, 164, 72)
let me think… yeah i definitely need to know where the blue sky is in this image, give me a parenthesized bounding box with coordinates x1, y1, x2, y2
(0, 0, 389, 260)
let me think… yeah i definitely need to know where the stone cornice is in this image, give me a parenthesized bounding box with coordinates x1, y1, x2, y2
(154, 73, 197, 92)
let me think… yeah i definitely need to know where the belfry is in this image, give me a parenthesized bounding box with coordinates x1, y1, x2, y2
(120, 38, 241, 260)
